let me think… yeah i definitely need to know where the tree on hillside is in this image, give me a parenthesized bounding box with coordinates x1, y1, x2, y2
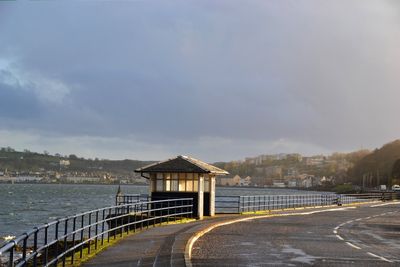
(350, 140, 400, 185)
(392, 159, 400, 181)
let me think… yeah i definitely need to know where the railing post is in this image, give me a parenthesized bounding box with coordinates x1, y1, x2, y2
(273, 196, 275, 210)
(62, 219, 68, 267)
(33, 227, 39, 267)
(22, 235, 27, 265)
(161, 201, 164, 226)
(80, 215, 84, 258)
(263, 195, 266, 211)
(126, 206, 130, 234)
(44, 225, 49, 266)
(237, 196, 240, 214)
(133, 204, 137, 233)
(9, 244, 14, 267)
(101, 209, 106, 245)
(167, 200, 170, 224)
(190, 198, 194, 218)
(180, 199, 183, 221)
(174, 199, 177, 221)
(113, 208, 117, 240)
(88, 213, 93, 254)
(71, 217, 77, 264)
(95, 210, 99, 250)
(55, 220, 60, 264)
(141, 202, 145, 228)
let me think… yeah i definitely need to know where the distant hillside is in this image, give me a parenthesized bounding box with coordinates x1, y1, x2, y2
(0, 147, 154, 177)
(350, 140, 400, 186)
(213, 150, 372, 187)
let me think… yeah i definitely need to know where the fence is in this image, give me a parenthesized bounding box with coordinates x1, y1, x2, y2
(215, 192, 398, 213)
(115, 193, 143, 205)
(115, 192, 398, 214)
(0, 198, 193, 267)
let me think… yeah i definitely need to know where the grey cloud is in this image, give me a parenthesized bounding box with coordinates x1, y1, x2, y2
(0, 83, 42, 120)
(0, 0, 399, 160)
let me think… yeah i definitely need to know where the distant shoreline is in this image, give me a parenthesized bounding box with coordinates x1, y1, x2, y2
(0, 181, 148, 186)
(0, 181, 331, 191)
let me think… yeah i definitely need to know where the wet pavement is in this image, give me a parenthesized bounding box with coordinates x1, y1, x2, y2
(191, 203, 400, 266)
(82, 215, 237, 267)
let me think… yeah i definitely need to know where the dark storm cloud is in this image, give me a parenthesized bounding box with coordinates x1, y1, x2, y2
(0, 0, 399, 161)
(0, 82, 41, 120)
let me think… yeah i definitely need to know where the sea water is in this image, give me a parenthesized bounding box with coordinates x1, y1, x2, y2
(0, 183, 322, 245)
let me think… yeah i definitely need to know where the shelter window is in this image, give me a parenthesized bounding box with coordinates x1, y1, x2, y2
(193, 173, 199, 191)
(179, 173, 186, 191)
(156, 173, 163, 192)
(164, 173, 171, 191)
(186, 173, 193, 191)
(204, 175, 210, 192)
(171, 173, 178, 191)
(150, 173, 156, 191)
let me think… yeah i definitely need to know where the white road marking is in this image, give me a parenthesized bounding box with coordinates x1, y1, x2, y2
(345, 242, 361, 250)
(367, 252, 394, 263)
(370, 201, 400, 207)
(336, 235, 344, 240)
(333, 205, 399, 259)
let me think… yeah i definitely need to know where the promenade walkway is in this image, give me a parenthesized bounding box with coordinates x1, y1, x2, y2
(82, 215, 237, 267)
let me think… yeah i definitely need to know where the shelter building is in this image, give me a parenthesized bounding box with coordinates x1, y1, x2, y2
(135, 155, 229, 219)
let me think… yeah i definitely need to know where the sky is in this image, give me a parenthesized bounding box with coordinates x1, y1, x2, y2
(0, 0, 399, 162)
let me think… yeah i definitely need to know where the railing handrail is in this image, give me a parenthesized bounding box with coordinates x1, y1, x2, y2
(0, 198, 194, 267)
(214, 192, 398, 214)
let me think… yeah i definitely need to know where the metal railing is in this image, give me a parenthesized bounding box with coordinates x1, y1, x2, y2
(115, 193, 143, 205)
(0, 198, 193, 267)
(115, 194, 183, 206)
(215, 192, 398, 213)
(339, 192, 397, 204)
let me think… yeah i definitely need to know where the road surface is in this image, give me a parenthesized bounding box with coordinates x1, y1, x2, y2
(191, 203, 400, 266)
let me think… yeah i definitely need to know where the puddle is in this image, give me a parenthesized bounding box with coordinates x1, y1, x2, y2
(240, 242, 255, 246)
(281, 244, 318, 265)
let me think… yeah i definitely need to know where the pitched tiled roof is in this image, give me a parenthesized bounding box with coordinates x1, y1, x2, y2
(135, 155, 229, 175)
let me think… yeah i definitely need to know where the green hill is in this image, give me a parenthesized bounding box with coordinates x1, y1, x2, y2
(350, 140, 400, 186)
(0, 147, 153, 178)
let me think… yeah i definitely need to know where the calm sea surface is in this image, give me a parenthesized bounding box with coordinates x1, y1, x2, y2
(0, 183, 323, 245)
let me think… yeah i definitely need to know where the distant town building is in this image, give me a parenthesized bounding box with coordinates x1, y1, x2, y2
(219, 175, 241, 186)
(287, 179, 298, 188)
(0, 176, 43, 183)
(303, 156, 325, 166)
(241, 176, 252, 186)
(286, 168, 298, 177)
(60, 160, 70, 166)
(265, 166, 282, 178)
(272, 180, 286, 188)
(64, 177, 101, 183)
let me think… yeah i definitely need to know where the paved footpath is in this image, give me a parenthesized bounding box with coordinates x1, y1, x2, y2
(83, 215, 238, 267)
(191, 202, 400, 266)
